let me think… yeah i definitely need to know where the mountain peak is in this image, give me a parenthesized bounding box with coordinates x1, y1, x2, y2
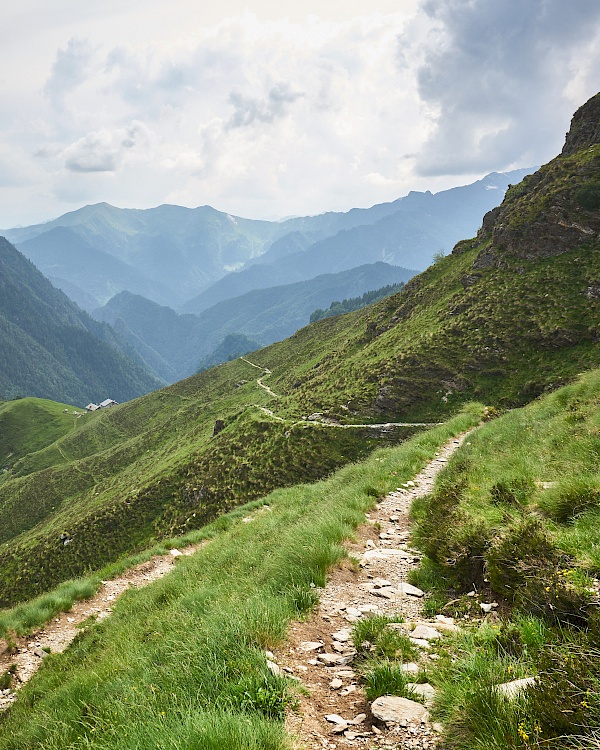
(561, 91, 600, 156)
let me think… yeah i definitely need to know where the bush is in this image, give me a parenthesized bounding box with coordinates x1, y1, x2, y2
(538, 475, 600, 523)
(576, 182, 600, 210)
(490, 477, 534, 507)
(529, 644, 600, 741)
(486, 517, 591, 625)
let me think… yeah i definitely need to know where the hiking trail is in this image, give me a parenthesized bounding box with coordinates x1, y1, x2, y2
(0, 543, 205, 712)
(271, 430, 475, 749)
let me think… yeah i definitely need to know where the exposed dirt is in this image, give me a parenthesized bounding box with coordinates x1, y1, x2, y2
(274, 431, 474, 750)
(0, 542, 205, 712)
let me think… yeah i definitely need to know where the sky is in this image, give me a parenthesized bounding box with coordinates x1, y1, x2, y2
(1, 0, 600, 227)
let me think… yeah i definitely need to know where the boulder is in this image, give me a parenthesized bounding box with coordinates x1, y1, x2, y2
(397, 582, 425, 597)
(371, 695, 429, 724)
(411, 625, 442, 641)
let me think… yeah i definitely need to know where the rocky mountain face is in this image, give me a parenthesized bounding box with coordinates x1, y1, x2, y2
(473, 93, 600, 270)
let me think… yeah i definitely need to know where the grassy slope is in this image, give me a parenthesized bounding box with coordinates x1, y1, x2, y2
(412, 367, 600, 596)
(0, 398, 81, 471)
(405, 368, 600, 749)
(0, 360, 408, 606)
(0, 409, 480, 750)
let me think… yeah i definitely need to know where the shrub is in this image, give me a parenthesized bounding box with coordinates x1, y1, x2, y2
(490, 477, 534, 507)
(576, 182, 600, 210)
(486, 517, 591, 625)
(529, 644, 600, 741)
(538, 475, 600, 523)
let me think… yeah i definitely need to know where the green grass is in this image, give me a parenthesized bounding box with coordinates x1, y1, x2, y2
(0, 410, 480, 749)
(0, 397, 82, 472)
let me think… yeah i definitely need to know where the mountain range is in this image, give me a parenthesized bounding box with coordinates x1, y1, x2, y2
(2, 169, 533, 312)
(92, 262, 414, 382)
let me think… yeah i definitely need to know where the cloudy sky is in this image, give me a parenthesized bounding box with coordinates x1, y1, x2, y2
(1, 0, 600, 227)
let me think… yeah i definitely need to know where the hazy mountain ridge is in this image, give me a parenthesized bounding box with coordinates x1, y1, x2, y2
(182, 169, 534, 313)
(3, 170, 533, 312)
(0, 237, 162, 404)
(93, 262, 415, 381)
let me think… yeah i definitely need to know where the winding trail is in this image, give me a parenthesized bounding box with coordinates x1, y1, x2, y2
(240, 358, 440, 430)
(0, 543, 205, 713)
(273, 429, 475, 750)
(240, 357, 280, 398)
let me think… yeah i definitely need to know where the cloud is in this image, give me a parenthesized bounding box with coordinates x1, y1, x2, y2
(2, 3, 600, 227)
(44, 38, 96, 108)
(412, 0, 600, 175)
(61, 121, 152, 173)
(226, 82, 304, 128)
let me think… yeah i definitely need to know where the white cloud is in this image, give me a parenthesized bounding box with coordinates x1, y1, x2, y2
(61, 121, 154, 173)
(412, 0, 600, 176)
(44, 38, 97, 109)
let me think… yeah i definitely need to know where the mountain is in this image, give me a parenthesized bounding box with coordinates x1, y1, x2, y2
(196, 333, 263, 372)
(93, 262, 415, 381)
(182, 169, 534, 313)
(0, 93, 595, 608)
(3, 170, 532, 312)
(0, 237, 162, 405)
(3, 203, 282, 309)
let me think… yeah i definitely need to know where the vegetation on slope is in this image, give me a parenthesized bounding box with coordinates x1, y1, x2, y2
(0, 355, 420, 606)
(309, 280, 405, 322)
(0, 95, 597, 610)
(0, 238, 161, 405)
(406, 369, 600, 748)
(0, 398, 81, 471)
(94, 262, 413, 381)
(0, 410, 480, 750)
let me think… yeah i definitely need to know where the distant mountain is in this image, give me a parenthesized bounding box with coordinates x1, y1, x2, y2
(3, 170, 533, 312)
(196, 333, 263, 373)
(94, 262, 414, 380)
(0, 237, 162, 405)
(3, 203, 282, 309)
(182, 169, 535, 313)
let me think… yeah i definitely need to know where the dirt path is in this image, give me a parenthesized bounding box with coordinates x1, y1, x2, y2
(240, 357, 281, 398)
(273, 430, 474, 750)
(0, 543, 205, 712)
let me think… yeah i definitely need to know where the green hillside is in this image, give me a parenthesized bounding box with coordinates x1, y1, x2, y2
(0, 237, 162, 405)
(0, 398, 81, 471)
(0, 94, 597, 611)
(0, 410, 481, 750)
(1, 372, 599, 749)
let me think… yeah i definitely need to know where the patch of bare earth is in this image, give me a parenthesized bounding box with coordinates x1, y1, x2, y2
(0, 543, 205, 712)
(273, 432, 474, 750)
